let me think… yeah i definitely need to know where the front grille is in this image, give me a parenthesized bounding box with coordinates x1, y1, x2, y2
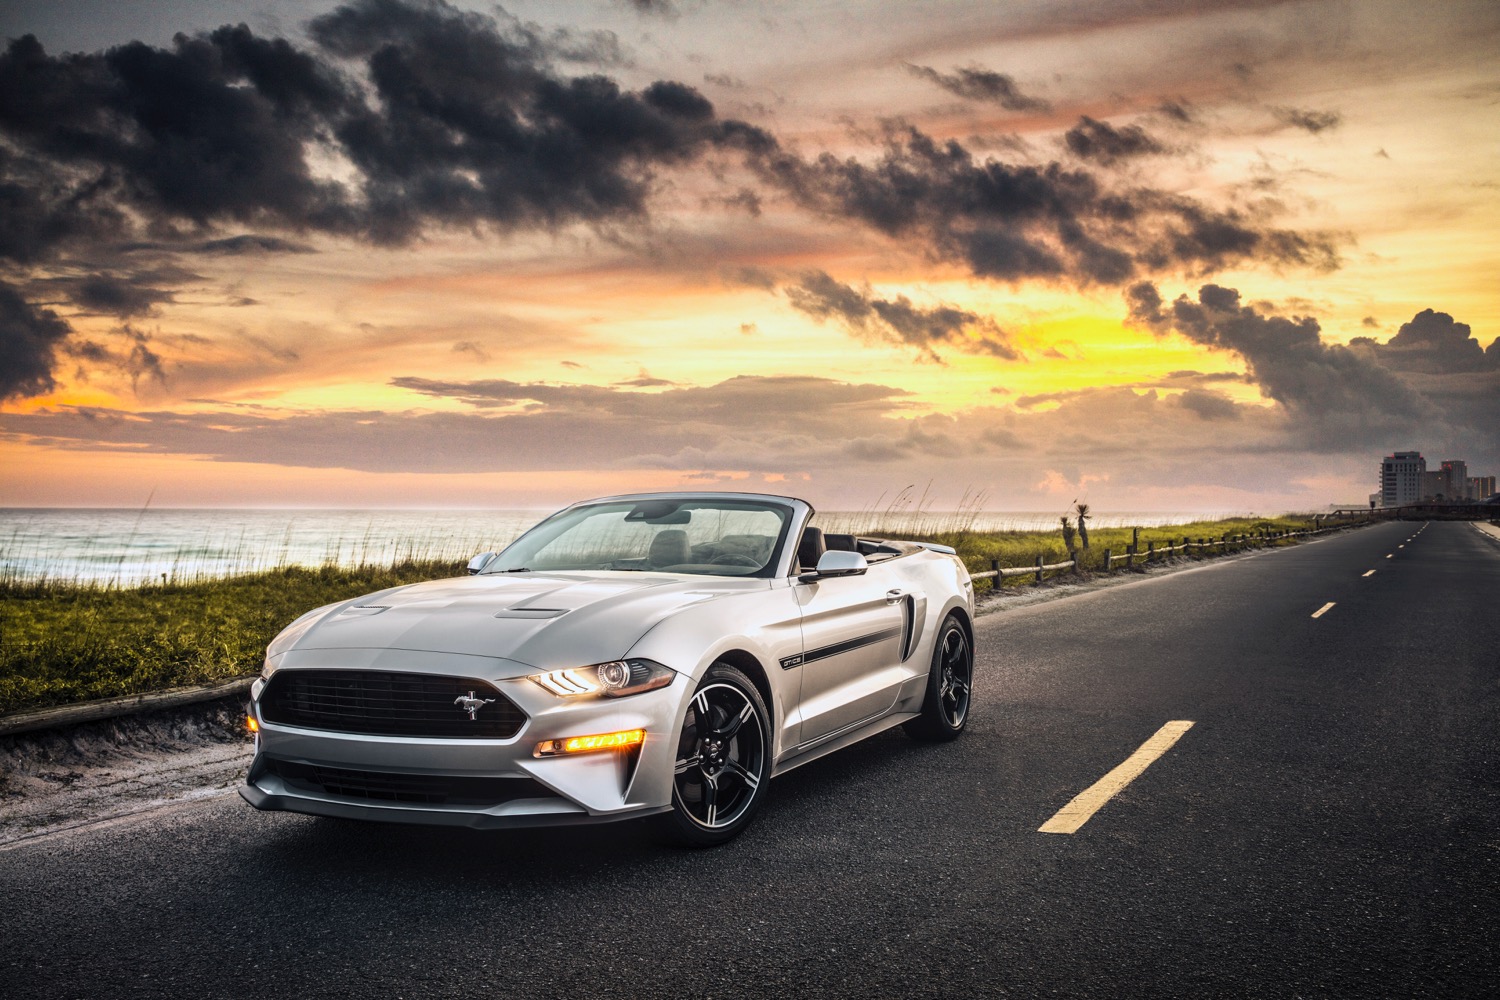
(268, 759, 553, 806)
(260, 670, 525, 739)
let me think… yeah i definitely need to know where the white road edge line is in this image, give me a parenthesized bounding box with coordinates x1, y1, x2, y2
(1311, 602, 1336, 618)
(1362, 570, 1376, 578)
(1038, 721, 1195, 835)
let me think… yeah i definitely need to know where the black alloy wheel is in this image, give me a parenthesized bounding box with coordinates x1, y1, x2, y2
(654, 663, 770, 846)
(904, 614, 972, 742)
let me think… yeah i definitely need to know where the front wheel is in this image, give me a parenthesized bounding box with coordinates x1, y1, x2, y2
(903, 614, 972, 742)
(652, 664, 771, 847)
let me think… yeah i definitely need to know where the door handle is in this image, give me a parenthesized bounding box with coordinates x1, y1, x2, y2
(885, 589, 905, 604)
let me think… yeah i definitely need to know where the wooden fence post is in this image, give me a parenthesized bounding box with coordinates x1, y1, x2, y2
(1147, 540, 1155, 563)
(1034, 554, 1044, 586)
(990, 559, 1000, 592)
(1103, 548, 1112, 573)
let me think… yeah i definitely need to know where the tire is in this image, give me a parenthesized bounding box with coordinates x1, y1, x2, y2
(903, 614, 972, 743)
(651, 663, 771, 847)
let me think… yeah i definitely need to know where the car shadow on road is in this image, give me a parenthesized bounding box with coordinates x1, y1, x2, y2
(239, 723, 1010, 890)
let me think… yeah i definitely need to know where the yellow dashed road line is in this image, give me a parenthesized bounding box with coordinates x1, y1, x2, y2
(1039, 721, 1195, 835)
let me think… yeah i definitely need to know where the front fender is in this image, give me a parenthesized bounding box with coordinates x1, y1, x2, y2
(625, 582, 805, 757)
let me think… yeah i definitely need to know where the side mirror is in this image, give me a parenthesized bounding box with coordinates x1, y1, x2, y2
(799, 550, 868, 582)
(467, 552, 498, 575)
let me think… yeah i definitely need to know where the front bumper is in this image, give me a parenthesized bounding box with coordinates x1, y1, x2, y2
(242, 663, 689, 829)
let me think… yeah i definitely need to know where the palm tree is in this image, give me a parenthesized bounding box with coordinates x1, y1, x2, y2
(1060, 515, 1077, 556)
(1074, 502, 1091, 549)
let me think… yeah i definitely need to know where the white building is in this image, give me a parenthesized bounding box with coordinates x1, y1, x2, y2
(1380, 451, 1426, 506)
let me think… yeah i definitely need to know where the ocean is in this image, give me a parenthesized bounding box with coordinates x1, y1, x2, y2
(0, 506, 1257, 585)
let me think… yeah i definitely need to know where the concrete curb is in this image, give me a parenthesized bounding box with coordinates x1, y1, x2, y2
(0, 677, 254, 737)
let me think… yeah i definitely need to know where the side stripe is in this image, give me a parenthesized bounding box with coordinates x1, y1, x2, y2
(781, 625, 903, 669)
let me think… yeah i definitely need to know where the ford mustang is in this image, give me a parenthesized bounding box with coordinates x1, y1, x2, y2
(242, 492, 976, 845)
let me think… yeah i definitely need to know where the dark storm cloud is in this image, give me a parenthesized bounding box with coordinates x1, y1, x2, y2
(61, 323, 170, 390)
(1130, 284, 1500, 465)
(195, 235, 316, 255)
(0, 0, 739, 262)
(0, 30, 356, 243)
(1063, 117, 1168, 165)
(305, 0, 731, 243)
(903, 64, 1050, 113)
(745, 124, 1342, 287)
(1271, 106, 1343, 134)
(1176, 388, 1240, 421)
(784, 271, 1019, 361)
(1350, 308, 1500, 374)
(0, 146, 131, 265)
(56, 274, 174, 317)
(0, 280, 71, 399)
(1156, 99, 1199, 125)
(1126, 280, 1425, 424)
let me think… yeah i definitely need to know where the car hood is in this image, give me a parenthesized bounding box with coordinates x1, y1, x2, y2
(272, 571, 761, 671)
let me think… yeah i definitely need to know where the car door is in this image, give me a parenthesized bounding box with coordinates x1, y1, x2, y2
(788, 562, 909, 746)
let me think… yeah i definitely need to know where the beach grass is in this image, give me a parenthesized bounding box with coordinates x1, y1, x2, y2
(860, 513, 1324, 587)
(0, 512, 1332, 717)
(0, 561, 463, 716)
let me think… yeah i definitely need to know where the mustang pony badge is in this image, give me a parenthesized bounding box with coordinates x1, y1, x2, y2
(454, 691, 496, 720)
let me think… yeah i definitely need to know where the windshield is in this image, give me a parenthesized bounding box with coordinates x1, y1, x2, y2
(485, 498, 793, 577)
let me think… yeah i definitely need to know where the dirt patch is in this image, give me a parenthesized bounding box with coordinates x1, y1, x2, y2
(0, 697, 253, 846)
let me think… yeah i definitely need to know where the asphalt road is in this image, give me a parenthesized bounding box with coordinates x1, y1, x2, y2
(4, 520, 1498, 998)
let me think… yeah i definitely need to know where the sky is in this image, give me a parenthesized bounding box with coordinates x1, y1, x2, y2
(1, 0, 1496, 512)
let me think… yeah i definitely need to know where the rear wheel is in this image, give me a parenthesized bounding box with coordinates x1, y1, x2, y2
(652, 663, 771, 847)
(903, 614, 972, 742)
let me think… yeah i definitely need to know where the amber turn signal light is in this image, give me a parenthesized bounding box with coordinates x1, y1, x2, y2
(534, 728, 645, 757)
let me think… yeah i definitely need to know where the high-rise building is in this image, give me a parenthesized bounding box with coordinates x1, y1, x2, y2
(1471, 476, 1497, 500)
(1440, 459, 1469, 499)
(1381, 451, 1426, 506)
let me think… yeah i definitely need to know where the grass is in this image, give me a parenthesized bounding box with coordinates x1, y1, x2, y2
(0, 512, 1351, 717)
(852, 513, 1331, 588)
(0, 560, 463, 716)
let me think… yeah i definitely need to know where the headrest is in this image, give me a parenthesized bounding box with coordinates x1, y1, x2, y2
(797, 526, 826, 570)
(648, 529, 691, 567)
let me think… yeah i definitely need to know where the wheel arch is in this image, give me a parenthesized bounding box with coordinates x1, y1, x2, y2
(934, 598, 973, 651)
(710, 647, 775, 730)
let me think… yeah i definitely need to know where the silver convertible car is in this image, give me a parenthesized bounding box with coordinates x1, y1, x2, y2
(242, 492, 976, 845)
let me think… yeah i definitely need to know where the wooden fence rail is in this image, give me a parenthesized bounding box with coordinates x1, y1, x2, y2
(968, 519, 1372, 587)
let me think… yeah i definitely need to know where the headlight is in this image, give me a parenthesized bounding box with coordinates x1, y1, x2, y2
(530, 658, 675, 698)
(259, 658, 276, 682)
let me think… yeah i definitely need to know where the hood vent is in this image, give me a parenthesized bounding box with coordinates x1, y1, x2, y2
(492, 608, 568, 619)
